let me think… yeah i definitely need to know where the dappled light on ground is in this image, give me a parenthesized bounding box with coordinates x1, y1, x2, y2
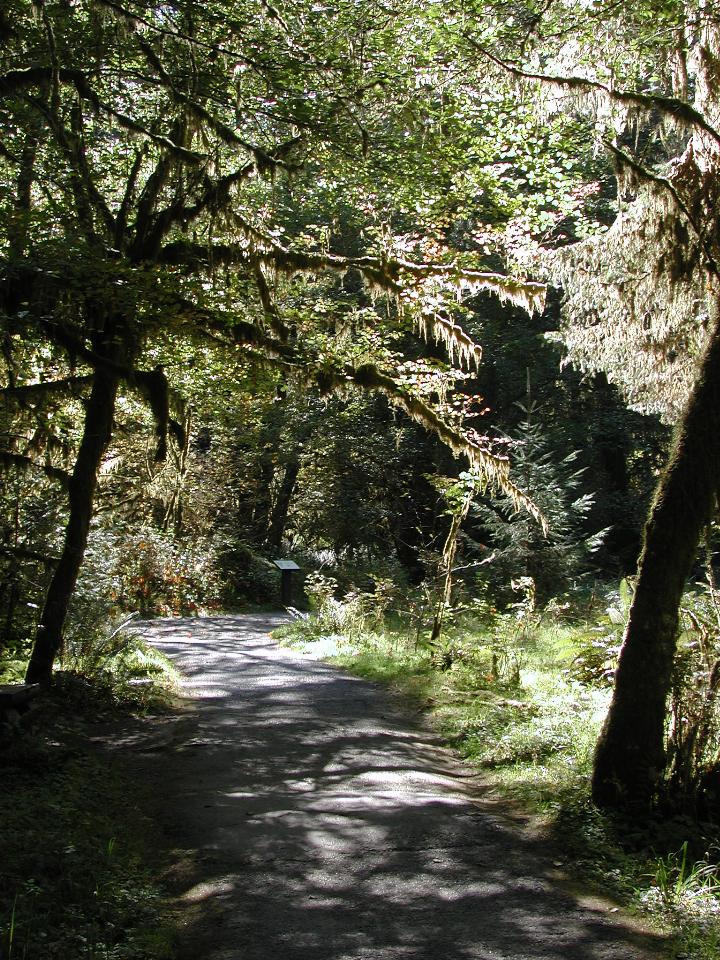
(124, 614, 664, 960)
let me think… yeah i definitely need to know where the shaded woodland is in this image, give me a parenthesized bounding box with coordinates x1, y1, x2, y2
(4, 0, 720, 868)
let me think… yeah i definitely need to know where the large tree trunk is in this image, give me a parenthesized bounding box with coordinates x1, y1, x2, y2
(25, 367, 119, 685)
(592, 303, 720, 809)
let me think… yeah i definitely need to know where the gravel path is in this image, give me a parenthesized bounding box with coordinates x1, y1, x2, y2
(132, 613, 666, 960)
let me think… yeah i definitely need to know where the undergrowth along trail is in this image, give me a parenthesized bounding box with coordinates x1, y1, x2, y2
(274, 591, 720, 960)
(0, 634, 179, 960)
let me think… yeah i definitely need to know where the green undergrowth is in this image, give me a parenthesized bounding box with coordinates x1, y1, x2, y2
(0, 632, 179, 959)
(0, 623, 180, 716)
(275, 610, 720, 960)
(0, 735, 174, 960)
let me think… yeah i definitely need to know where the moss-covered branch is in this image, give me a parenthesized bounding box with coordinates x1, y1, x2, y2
(0, 451, 71, 488)
(0, 67, 205, 163)
(469, 41, 720, 150)
(135, 36, 293, 176)
(300, 360, 544, 527)
(158, 238, 546, 314)
(131, 367, 183, 463)
(1, 376, 93, 402)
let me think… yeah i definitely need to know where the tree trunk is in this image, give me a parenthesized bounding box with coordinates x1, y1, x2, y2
(265, 455, 300, 551)
(250, 449, 276, 543)
(9, 119, 39, 260)
(25, 367, 119, 685)
(430, 479, 475, 645)
(1, 482, 22, 652)
(592, 303, 720, 809)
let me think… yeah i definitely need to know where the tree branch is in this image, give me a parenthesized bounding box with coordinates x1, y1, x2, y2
(0, 452, 70, 488)
(1, 376, 93, 402)
(467, 39, 720, 150)
(92, 0, 262, 71)
(0, 67, 205, 163)
(133, 140, 296, 261)
(0, 545, 60, 565)
(68, 104, 117, 239)
(253, 263, 290, 340)
(134, 35, 287, 174)
(304, 360, 544, 527)
(145, 134, 301, 251)
(115, 146, 147, 250)
(158, 238, 546, 312)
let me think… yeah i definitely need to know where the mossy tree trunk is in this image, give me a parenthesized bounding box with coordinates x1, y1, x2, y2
(25, 364, 120, 685)
(592, 301, 720, 809)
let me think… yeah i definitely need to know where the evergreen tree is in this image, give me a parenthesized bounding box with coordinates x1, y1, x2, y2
(475, 403, 600, 604)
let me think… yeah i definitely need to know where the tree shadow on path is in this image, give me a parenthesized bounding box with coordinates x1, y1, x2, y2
(118, 614, 668, 960)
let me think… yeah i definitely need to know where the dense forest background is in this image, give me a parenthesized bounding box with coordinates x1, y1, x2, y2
(4, 0, 720, 823)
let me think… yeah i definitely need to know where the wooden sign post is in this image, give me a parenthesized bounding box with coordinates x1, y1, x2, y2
(273, 559, 300, 605)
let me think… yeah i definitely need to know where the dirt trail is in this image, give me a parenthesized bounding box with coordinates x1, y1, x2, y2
(127, 613, 667, 960)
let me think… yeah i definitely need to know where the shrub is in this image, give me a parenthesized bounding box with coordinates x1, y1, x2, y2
(60, 615, 178, 710)
(111, 529, 223, 617)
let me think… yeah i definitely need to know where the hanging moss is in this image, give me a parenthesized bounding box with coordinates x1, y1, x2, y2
(310, 361, 545, 527)
(0, 451, 71, 488)
(132, 366, 172, 462)
(472, 44, 720, 149)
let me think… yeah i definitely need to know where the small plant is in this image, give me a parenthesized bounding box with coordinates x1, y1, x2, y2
(643, 840, 720, 955)
(568, 579, 630, 686)
(292, 570, 402, 647)
(6, 894, 17, 960)
(304, 571, 339, 613)
(649, 842, 720, 905)
(666, 575, 720, 812)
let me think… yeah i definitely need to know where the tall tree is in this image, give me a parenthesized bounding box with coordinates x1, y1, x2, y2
(1, 0, 545, 682)
(460, 0, 720, 807)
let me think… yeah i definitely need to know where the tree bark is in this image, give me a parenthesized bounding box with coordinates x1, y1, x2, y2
(25, 367, 119, 685)
(265, 454, 300, 551)
(592, 302, 720, 809)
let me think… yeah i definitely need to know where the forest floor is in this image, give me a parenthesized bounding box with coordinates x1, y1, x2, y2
(103, 611, 671, 960)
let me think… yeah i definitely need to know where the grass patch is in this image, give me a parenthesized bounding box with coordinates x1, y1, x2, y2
(0, 739, 173, 959)
(0, 717, 175, 960)
(331, 647, 436, 706)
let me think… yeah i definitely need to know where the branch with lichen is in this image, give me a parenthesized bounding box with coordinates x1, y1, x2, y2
(468, 40, 720, 150)
(411, 308, 484, 369)
(301, 359, 545, 527)
(172, 303, 542, 522)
